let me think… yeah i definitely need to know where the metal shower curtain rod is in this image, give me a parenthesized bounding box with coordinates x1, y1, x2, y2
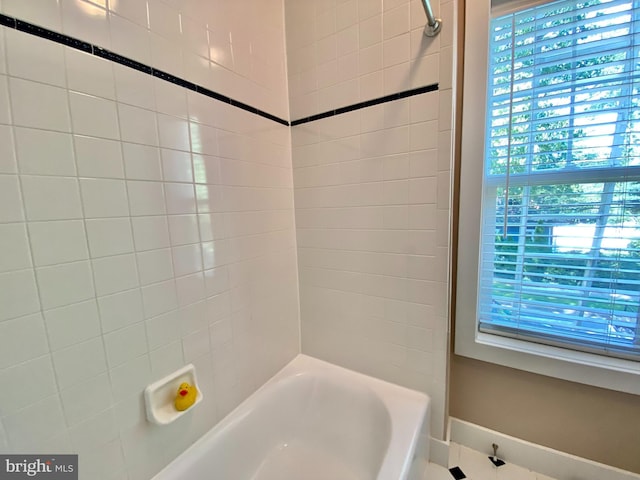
(421, 0, 442, 36)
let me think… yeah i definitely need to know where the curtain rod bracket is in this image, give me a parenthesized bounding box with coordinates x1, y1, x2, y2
(421, 0, 442, 37)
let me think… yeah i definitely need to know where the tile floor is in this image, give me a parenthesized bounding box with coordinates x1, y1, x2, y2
(424, 443, 558, 480)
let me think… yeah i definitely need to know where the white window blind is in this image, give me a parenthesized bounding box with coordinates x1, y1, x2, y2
(480, 0, 640, 360)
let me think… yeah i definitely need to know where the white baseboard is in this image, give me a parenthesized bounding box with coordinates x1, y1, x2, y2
(450, 418, 640, 480)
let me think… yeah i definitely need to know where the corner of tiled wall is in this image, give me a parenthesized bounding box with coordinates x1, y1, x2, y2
(286, 0, 456, 441)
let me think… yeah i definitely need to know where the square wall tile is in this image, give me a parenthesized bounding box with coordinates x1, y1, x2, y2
(74, 135, 124, 178)
(21, 176, 82, 221)
(157, 114, 191, 152)
(118, 104, 158, 146)
(3, 396, 67, 451)
(145, 310, 180, 350)
(127, 181, 166, 216)
(165, 183, 196, 214)
(92, 254, 139, 296)
(109, 354, 151, 403)
(136, 248, 174, 286)
(2, 0, 62, 31)
(0, 175, 24, 222)
(98, 289, 144, 333)
(161, 149, 193, 183)
(131, 215, 170, 251)
(52, 337, 107, 390)
(0, 313, 48, 369)
(5, 28, 66, 87)
(80, 178, 129, 218)
(60, 373, 113, 426)
(113, 63, 155, 110)
(0, 76, 9, 125)
(61, 0, 110, 48)
(172, 244, 203, 277)
(28, 220, 89, 267)
(0, 356, 57, 416)
(123, 143, 162, 181)
(0, 223, 32, 273)
(14, 127, 76, 176)
(69, 92, 120, 140)
(0, 270, 40, 322)
(141, 280, 178, 319)
(104, 323, 148, 368)
(36, 260, 95, 310)
(43, 300, 101, 351)
(86, 218, 134, 258)
(9, 77, 71, 132)
(168, 214, 200, 246)
(65, 48, 115, 100)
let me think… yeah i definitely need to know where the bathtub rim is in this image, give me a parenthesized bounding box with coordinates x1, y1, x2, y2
(151, 353, 430, 480)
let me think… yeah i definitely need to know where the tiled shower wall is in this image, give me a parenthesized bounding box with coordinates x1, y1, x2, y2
(0, 1, 299, 479)
(287, 0, 455, 439)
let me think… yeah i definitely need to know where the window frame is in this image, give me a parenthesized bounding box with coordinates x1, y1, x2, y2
(455, 0, 640, 395)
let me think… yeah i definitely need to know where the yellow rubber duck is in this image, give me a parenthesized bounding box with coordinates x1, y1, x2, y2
(174, 382, 198, 411)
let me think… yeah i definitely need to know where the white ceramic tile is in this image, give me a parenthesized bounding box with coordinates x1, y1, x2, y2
(65, 47, 115, 99)
(192, 153, 221, 184)
(109, 354, 151, 403)
(28, 220, 89, 267)
(136, 248, 174, 285)
(14, 127, 75, 176)
(204, 266, 229, 297)
(127, 180, 166, 216)
(61, 0, 110, 48)
(0, 175, 24, 222)
(69, 408, 118, 455)
(0, 126, 17, 174)
(0, 356, 57, 415)
(154, 78, 188, 118)
(0, 312, 48, 369)
(104, 322, 148, 368)
(150, 31, 183, 76)
(168, 214, 199, 246)
(69, 92, 120, 140)
(74, 135, 125, 178)
(145, 310, 180, 350)
(92, 253, 139, 296)
(2, 0, 62, 31)
(149, 340, 184, 377)
(198, 213, 226, 242)
(0, 75, 9, 124)
(9, 77, 71, 132)
(21, 175, 82, 221)
(189, 122, 218, 156)
(165, 182, 196, 214)
(161, 148, 193, 183)
(141, 279, 178, 319)
(175, 272, 205, 307)
(0, 270, 40, 322)
(182, 328, 210, 362)
(113, 63, 156, 110)
(131, 215, 170, 251)
(122, 143, 162, 181)
(172, 243, 202, 277)
(181, 16, 209, 59)
(60, 373, 113, 426)
(2, 396, 67, 451)
(195, 184, 223, 213)
(5, 28, 66, 87)
(86, 217, 134, 258)
(157, 114, 191, 152)
(43, 299, 101, 351)
(118, 104, 159, 146)
(52, 337, 107, 390)
(109, 13, 151, 65)
(80, 178, 129, 218)
(109, 0, 148, 27)
(36, 260, 95, 309)
(0, 223, 31, 273)
(97, 288, 144, 333)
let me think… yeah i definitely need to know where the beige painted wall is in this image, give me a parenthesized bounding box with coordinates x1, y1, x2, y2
(450, 355, 640, 474)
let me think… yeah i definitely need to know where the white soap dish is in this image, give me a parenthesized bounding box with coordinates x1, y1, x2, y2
(144, 364, 203, 425)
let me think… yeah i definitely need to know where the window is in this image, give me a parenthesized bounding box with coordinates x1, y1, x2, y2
(456, 0, 640, 392)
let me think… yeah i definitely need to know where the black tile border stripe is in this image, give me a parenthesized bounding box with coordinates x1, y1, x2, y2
(290, 83, 439, 126)
(0, 13, 439, 129)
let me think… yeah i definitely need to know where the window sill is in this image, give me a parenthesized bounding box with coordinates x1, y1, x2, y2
(455, 329, 640, 395)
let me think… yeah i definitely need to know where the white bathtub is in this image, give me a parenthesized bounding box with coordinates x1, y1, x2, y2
(152, 355, 429, 480)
